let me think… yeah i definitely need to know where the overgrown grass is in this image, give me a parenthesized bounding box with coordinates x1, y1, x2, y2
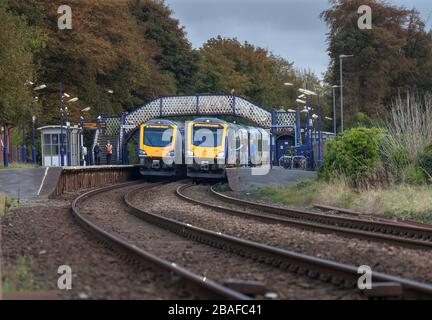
(0, 196, 18, 217)
(252, 179, 432, 224)
(2, 256, 38, 293)
(378, 94, 432, 184)
(0, 162, 39, 170)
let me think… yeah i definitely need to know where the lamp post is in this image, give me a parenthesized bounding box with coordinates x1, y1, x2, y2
(65, 97, 79, 166)
(332, 85, 340, 135)
(339, 54, 354, 133)
(32, 115, 36, 164)
(31, 84, 46, 164)
(1, 126, 7, 167)
(60, 82, 65, 166)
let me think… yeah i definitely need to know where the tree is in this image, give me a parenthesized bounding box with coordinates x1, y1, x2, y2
(321, 0, 432, 119)
(0, 4, 42, 126)
(7, 0, 178, 125)
(129, 0, 199, 94)
(195, 36, 303, 109)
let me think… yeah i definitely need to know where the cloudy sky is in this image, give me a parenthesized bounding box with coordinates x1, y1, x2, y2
(165, 0, 432, 80)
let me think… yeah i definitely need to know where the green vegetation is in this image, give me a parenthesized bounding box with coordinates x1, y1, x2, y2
(0, 162, 39, 170)
(256, 95, 432, 224)
(2, 256, 38, 293)
(0, 3, 44, 126)
(1, 0, 329, 147)
(252, 179, 432, 224)
(0, 194, 18, 217)
(322, 0, 432, 120)
(318, 127, 385, 184)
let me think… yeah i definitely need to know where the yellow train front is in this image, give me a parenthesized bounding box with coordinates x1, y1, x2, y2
(138, 119, 185, 177)
(185, 117, 270, 179)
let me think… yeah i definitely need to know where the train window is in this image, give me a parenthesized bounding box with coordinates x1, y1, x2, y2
(144, 127, 173, 147)
(258, 132, 263, 152)
(192, 125, 224, 147)
(236, 134, 240, 149)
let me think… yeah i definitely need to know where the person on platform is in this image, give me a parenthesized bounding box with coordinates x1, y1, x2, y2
(93, 143, 101, 165)
(105, 141, 113, 165)
(81, 145, 88, 166)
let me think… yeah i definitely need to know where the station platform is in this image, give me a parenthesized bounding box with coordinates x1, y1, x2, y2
(0, 168, 60, 199)
(226, 167, 317, 192)
(0, 165, 137, 199)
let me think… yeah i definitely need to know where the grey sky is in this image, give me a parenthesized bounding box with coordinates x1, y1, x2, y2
(165, 0, 432, 80)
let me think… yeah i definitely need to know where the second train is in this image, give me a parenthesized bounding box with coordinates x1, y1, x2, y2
(138, 117, 270, 179)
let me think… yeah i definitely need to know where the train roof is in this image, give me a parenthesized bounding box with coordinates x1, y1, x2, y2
(144, 119, 179, 126)
(191, 117, 228, 124)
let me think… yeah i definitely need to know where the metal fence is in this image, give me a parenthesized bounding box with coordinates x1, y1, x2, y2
(0, 144, 30, 165)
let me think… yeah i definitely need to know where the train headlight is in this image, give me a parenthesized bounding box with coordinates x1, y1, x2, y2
(217, 151, 225, 159)
(167, 151, 175, 157)
(138, 150, 147, 158)
(186, 150, 194, 157)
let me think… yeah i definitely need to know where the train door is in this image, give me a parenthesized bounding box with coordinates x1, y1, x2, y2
(238, 128, 249, 166)
(260, 130, 270, 165)
(227, 127, 237, 166)
(248, 127, 259, 166)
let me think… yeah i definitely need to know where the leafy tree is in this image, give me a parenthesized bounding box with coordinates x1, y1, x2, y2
(0, 3, 43, 126)
(129, 0, 199, 94)
(7, 0, 177, 125)
(195, 36, 305, 109)
(321, 0, 432, 119)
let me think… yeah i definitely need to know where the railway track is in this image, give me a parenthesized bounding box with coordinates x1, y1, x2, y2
(126, 183, 432, 299)
(71, 182, 250, 300)
(176, 183, 432, 250)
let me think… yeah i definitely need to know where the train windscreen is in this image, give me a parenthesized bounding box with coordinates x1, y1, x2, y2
(144, 126, 173, 147)
(192, 124, 224, 147)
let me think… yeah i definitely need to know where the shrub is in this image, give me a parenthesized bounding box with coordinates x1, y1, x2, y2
(378, 95, 432, 184)
(319, 127, 385, 183)
(346, 112, 372, 128)
(418, 143, 432, 182)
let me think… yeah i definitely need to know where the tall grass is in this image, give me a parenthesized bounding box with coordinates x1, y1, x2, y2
(379, 94, 432, 183)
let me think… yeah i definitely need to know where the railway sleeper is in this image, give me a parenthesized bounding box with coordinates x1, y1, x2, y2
(364, 282, 403, 299)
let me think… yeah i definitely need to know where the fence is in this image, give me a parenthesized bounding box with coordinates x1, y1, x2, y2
(0, 144, 31, 165)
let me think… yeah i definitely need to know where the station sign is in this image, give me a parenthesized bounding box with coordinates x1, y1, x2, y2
(82, 120, 107, 130)
(82, 122, 98, 129)
(121, 124, 136, 129)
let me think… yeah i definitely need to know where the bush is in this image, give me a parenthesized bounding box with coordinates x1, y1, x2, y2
(418, 143, 432, 181)
(319, 127, 385, 183)
(346, 112, 372, 128)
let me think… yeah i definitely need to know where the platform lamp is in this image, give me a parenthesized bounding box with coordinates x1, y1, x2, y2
(332, 85, 340, 135)
(59, 84, 69, 166)
(298, 88, 317, 163)
(339, 54, 354, 132)
(79, 107, 91, 125)
(65, 97, 79, 166)
(1, 125, 7, 167)
(31, 84, 47, 164)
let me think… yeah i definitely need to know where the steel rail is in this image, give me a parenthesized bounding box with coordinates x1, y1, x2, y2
(125, 184, 432, 299)
(314, 203, 432, 230)
(205, 184, 432, 250)
(71, 182, 249, 300)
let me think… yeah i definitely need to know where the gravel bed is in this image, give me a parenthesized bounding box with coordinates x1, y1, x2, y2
(1, 188, 192, 299)
(78, 184, 363, 299)
(134, 182, 432, 285)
